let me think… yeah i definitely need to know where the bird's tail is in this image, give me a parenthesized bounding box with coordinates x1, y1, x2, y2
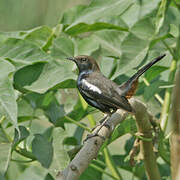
(119, 54, 166, 98)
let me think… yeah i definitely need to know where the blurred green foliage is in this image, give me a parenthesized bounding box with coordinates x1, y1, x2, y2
(0, 0, 179, 179)
(0, 0, 88, 31)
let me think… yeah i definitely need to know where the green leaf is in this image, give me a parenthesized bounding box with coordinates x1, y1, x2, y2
(0, 129, 10, 143)
(24, 92, 66, 128)
(48, 127, 70, 178)
(24, 26, 53, 47)
(44, 99, 65, 127)
(18, 165, 48, 180)
(63, 137, 78, 146)
(131, 17, 155, 40)
(0, 31, 27, 46)
(77, 36, 99, 56)
(0, 38, 50, 69)
(66, 98, 88, 122)
(93, 30, 126, 58)
(65, 22, 128, 36)
(169, 24, 179, 38)
(13, 126, 30, 148)
(0, 142, 11, 176)
(79, 165, 103, 180)
(0, 59, 18, 128)
(106, 117, 136, 147)
(144, 80, 167, 101)
(158, 131, 170, 164)
(24, 59, 76, 93)
(112, 155, 145, 179)
(17, 98, 34, 117)
(14, 63, 45, 92)
(22, 36, 76, 93)
(121, 0, 161, 27)
(51, 36, 74, 59)
(64, 0, 134, 32)
(114, 33, 149, 77)
(155, 0, 167, 35)
(145, 66, 168, 82)
(32, 134, 53, 168)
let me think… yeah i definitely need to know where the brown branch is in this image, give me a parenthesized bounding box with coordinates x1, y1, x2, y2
(130, 99, 161, 180)
(56, 109, 128, 180)
(57, 98, 161, 180)
(171, 68, 180, 180)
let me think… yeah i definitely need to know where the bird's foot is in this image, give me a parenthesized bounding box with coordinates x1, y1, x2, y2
(83, 133, 105, 143)
(83, 119, 111, 143)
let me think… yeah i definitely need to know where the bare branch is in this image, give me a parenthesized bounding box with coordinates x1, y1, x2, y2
(57, 98, 161, 180)
(57, 108, 128, 180)
(130, 99, 161, 180)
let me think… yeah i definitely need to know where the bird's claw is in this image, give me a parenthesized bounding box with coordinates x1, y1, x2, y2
(83, 133, 105, 143)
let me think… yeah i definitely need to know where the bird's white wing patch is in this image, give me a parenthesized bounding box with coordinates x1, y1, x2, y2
(82, 79, 102, 94)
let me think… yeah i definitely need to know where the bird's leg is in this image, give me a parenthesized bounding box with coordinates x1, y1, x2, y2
(84, 111, 115, 142)
(84, 116, 109, 142)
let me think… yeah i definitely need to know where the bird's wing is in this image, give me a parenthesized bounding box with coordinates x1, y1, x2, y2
(79, 74, 133, 112)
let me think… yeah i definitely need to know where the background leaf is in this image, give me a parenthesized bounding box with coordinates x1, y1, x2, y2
(0, 59, 17, 128)
(48, 127, 70, 178)
(32, 134, 53, 168)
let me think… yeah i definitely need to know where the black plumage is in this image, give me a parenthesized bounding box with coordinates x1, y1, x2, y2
(67, 54, 166, 116)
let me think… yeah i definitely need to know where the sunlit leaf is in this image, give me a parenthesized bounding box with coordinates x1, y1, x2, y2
(0, 38, 50, 69)
(24, 26, 53, 47)
(0, 143, 11, 176)
(48, 127, 70, 178)
(63, 0, 134, 32)
(0, 59, 17, 128)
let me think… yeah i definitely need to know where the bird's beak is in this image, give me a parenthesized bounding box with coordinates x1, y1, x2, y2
(66, 57, 76, 61)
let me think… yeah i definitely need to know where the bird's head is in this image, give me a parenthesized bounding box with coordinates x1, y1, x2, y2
(67, 55, 100, 73)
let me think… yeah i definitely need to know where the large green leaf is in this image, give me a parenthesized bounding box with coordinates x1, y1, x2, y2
(24, 26, 53, 47)
(0, 38, 50, 69)
(14, 63, 45, 92)
(0, 143, 11, 176)
(0, 59, 18, 128)
(93, 30, 126, 58)
(121, 0, 161, 27)
(65, 22, 129, 36)
(48, 127, 70, 178)
(113, 33, 149, 77)
(32, 134, 53, 168)
(24, 36, 76, 93)
(51, 36, 74, 59)
(77, 36, 99, 56)
(144, 65, 168, 82)
(24, 59, 76, 93)
(63, 0, 134, 32)
(18, 165, 48, 180)
(13, 126, 30, 149)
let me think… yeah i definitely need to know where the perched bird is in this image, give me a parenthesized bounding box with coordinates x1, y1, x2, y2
(67, 54, 166, 137)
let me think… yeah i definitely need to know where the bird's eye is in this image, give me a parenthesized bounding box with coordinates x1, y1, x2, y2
(81, 58, 87, 62)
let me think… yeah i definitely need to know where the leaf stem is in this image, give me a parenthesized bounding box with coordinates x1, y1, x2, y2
(90, 163, 119, 180)
(0, 116, 13, 142)
(11, 158, 35, 163)
(160, 59, 177, 131)
(142, 78, 164, 105)
(103, 147, 123, 180)
(64, 116, 91, 132)
(15, 147, 36, 160)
